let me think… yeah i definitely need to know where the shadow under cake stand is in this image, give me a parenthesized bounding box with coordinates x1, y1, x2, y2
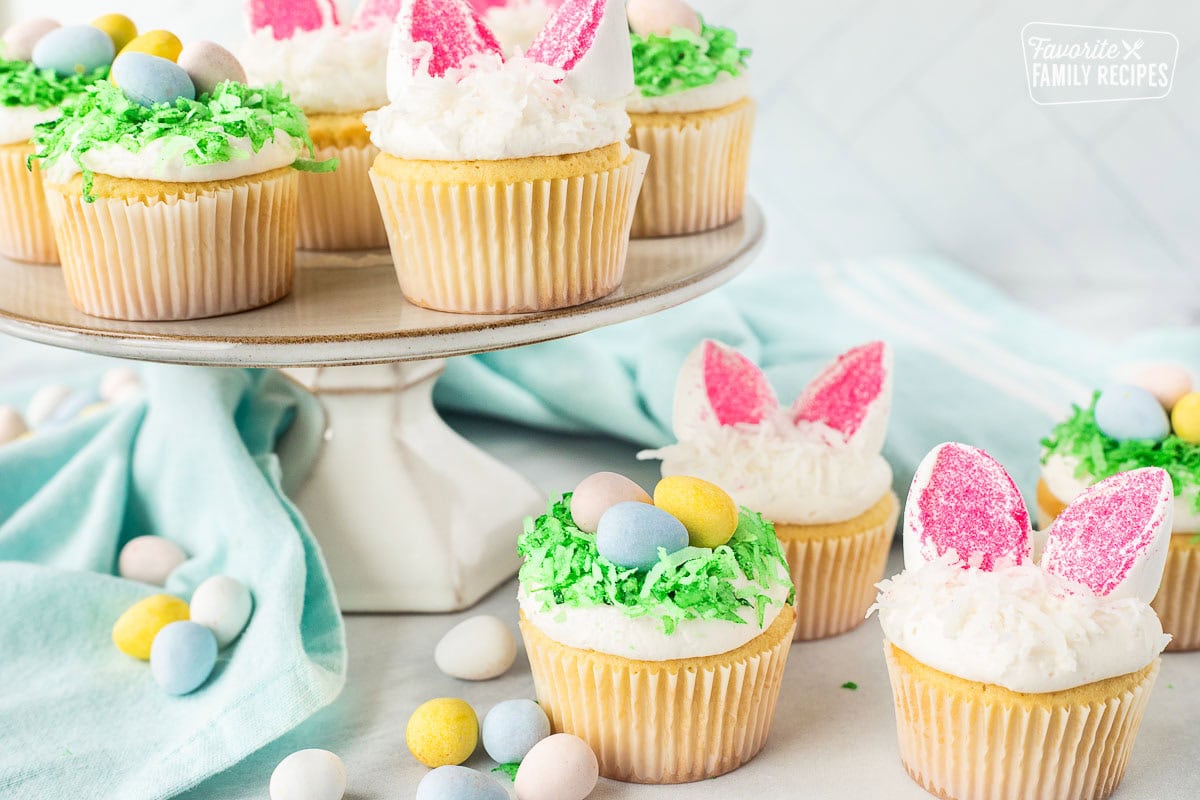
(0, 200, 765, 612)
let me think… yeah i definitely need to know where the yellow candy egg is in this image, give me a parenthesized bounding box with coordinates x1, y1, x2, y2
(91, 14, 138, 53)
(406, 698, 478, 768)
(653, 475, 739, 549)
(111, 593, 189, 660)
(1171, 392, 1200, 444)
(119, 30, 183, 62)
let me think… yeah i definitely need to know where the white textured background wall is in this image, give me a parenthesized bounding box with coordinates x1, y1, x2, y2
(3, 0, 1197, 338)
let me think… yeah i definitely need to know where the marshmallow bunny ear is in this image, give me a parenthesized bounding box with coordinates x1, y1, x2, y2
(792, 341, 892, 451)
(671, 340, 779, 441)
(903, 443, 1032, 571)
(527, 0, 632, 102)
(392, 0, 503, 77)
(245, 0, 339, 39)
(1042, 468, 1173, 602)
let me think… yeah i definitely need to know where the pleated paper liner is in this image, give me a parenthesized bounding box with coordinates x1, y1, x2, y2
(297, 143, 389, 251)
(370, 144, 649, 314)
(520, 604, 796, 784)
(44, 167, 297, 321)
(628, 97, 755, 239)
(775, 490, 899, 641)
(0, 142, 58, 264)
(884, 645, 1159, 800)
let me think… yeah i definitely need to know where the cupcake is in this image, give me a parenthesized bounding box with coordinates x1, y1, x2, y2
(365, 0, 648, 314)
(32, 44, 331, 321)
(472, 0, 559, 55)
(624, 0, 753, 238)
(241, 0, 391, 251)
(641, 340, 899, 640)
(518, 471, 795, 783)
(0, 17, 117, 264)
(1039, 374, 1200, 651)
(876, 442, 1172, 800)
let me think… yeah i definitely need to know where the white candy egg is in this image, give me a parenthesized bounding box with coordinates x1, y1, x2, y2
(118, 535, 187, 586)
(0, 405, 29, 445)
(101, 367, 142, 403)
(269, 749, 346, 800)
(1130, 363, 1193, 411)
(190, 575, 252, 648)
(26, 384, 72, 427)
(515, 734, 599, 800)
(434, 615, 517, 681)
(627, 0, 702, 37)
(2, 17, 60, 61)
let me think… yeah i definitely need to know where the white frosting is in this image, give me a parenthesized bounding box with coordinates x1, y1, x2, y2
(874, 555, 1168, 693)
(1041, 453, 1200, 534)
(627, 71, 751, 114)
(240, 26, 390, 114)
(559, 0, 636, 106)
(0, 104, 59, 145)
(485, 0, 555, 56)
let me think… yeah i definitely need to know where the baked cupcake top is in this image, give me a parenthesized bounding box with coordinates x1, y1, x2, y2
(625, 0, 750, 114)
(518, 471, 793, 660)
(1042, 378, 1200, 533)
(364, 0, 633, 162)
(875, 442, 1172, 693)
(640, 340, 894, 525)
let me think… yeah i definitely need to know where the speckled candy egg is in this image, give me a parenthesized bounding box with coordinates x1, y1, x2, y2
(482, 699, 550, 764)
(25, 383, 73, 427)
(269, 749, 346, 800)
(570, 471, 652, 532)
(119, 30, 183, 61)
(1171, 393, 1200, 444)
(118, 535, 187, 586)
(406, 698, 478, 768)
(653, 475, 739, 548)
(90, 14, 138, 53)
(177, 41, 247, 97)
(1094, 384, 1170, 442)
(514, 734, 598, 800)
(416, 766, 508, 800)
(0, 405, 28, 445)
(434, 614, 517, 681)
(626, 0, 702, 37)
(111, 593, 190, 660)
(150, 620, 217, 695)
(596, 501, 689, 570)
(1130, 364, 1193, 411)
(112, 53, 196, 107)
(2, 17, 60, 62)
(101, 366, 142, 403)
(190, 575, 252, 648)
(31, 25, 115, 76)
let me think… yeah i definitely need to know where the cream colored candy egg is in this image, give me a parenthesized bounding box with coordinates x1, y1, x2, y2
(178, 41, 247, 97)
(118, 535, 187, 586)
(515, 734, 599, 800)
(101, 366, 142, 403)
(0, 405, 29, 445)
(26, 384, 72, 427)
(111, 593, 189, 660)
(2, 17, 60, 61)
(627, 0, 702, 37)
(434, 614, 517, 681)
(1131, 364, 1193, 411)
(570, 471, 652, 532)
(653, 475, 739, 549)
(269, 749, 346, 800)
(190, 575, 252, 648)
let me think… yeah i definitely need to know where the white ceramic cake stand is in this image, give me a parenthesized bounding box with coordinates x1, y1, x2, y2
(0, 201, 764, 611)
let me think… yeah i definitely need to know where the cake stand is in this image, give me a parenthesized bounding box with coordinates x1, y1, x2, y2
(0, 201, 764, 611)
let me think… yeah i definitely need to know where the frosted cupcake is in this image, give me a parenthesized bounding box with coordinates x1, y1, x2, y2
(1040, 375, 1200, 651)
(876, 442, 1171, 800)
(625, 0, 753, 237)
(242, 0, 390, 251)
(518, 471, 795, 783)
(473, 0, 558, 55)
(366, 0, 647, 313)
(641, 340, 898, 640)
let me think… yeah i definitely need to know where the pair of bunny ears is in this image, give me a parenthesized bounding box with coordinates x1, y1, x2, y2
(905, 443, 1173, 603)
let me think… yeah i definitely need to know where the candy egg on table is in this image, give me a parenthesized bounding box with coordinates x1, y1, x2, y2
(434, 615, 517, 681)
(1171, 392, 1200, 444)
(111, 593, 190, 660)
(0, 406, 28, 445)
(269, 749, 346, 800)
(417, 766, 508, 800)
(190, 575, 252, 648)
(626, 0, 702, 37)
(118, 535, 187, 586)
(112, 53, 196, 107)
(570, 471, 652, 532)
(119, 29, 184, 62)
(653, 475, 738, 548)
(31, 25, 115, 76)
(1094, 384, 1169, 442)
(482, 699, 551, 765)
(25, 383, 73, 428)
(43, 388, 102, 428)
(595, 501, 689, 571)
(514, 734, 598, 800)
(1130, 364, 1194, 411)
(90, 14, 138, 53)
(150, 620, 218, 695)
(406, 698, 478, 768)
(177, 41, 247, 97)
(100, 366, 142, 403)
(2, 17, 60, 62)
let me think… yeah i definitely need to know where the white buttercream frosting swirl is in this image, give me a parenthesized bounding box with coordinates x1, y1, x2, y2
(0, 104, 59, 146)
(628, 71, 751, 114)
(1042, 452, 1200, 534)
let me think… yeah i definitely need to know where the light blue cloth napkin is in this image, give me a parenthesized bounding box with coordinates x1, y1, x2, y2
(0, 352, 345, 800)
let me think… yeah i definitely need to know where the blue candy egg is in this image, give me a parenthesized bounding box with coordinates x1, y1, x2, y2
(1095, 384, 1170, 442)
(42, 388, 101, 428)
(482, 699, 551, 765)
(416, 766, 508, 800)
(150, 621, 217, 696)
(111, 52, 196, 108)
(596, 501, 689, 571)
(31, 25, 114, 77)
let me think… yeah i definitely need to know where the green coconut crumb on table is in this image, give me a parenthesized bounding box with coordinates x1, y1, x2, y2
(517, 493, 793, 635)
(492, 763, 520, 780)
(1041, 391, 1200, 512)
(29, 80, 336, 202)
(841, 681, 858, 691)
(0, 58, 108, 110)
(631, 22, 751, 98)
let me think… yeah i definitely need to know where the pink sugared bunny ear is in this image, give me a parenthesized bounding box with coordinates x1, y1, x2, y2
(792, 341, 892, 451)
(245, 0, 339, 39)
(394, 0, 503, 77)
(527, 0, 603, 72)
(352, 0, 402, 30)
(903, 443, 1031, 571)
(672, 340, 779, 441)
(1042, 468, 1173, 602)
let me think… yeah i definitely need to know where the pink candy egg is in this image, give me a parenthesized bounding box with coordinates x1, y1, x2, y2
(1129, 364, 1193, 411)
(2, 17, 60, 61)
(118, 535, 187, 586)
(626, 0, 701, 37)
(178, 41, 247, 97)
(569, 471, 652, 532)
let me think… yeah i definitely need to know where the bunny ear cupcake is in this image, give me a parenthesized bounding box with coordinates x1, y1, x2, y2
(876, 443, 1172, 800)
(642, 340, 898, 641)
